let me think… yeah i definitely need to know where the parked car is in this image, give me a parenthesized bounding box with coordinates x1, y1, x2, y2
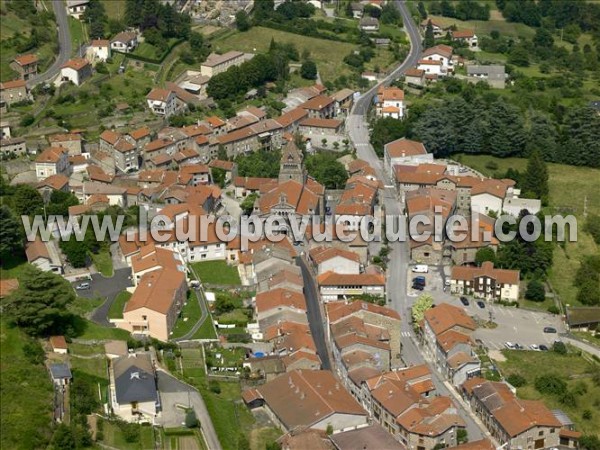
(539, 344, 549, 351)
(504, 342, 517, 349)
(76, 282, 90, 290)
(477, 300, 485, 309)
(412, 265, 429, 273)
(543, 327, 557, 333)
(412, 283, 425, 291)
(460, 296, 469, 306)
(412, 276, 426, 286)
(530, 344, 540, 351)
(514, 343, 524, 350)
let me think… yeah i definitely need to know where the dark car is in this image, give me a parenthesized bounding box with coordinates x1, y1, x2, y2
(460, 296, 469, 306)
(544, 327, 557, 333)
(412, 283, 425, 291)
(539, 344, 549, 351)
(477, 301, 485, 309)
(514, 343, 524, 350)
(412, 276, 426, 286)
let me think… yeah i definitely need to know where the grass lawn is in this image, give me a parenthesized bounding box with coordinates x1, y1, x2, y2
(250, 427, 282, 450)
(0, 320, 54, 450)
(427, 14, 536, 40)
(100, 421, 155, 450)
(75, 318, 131, 340)
(180, 348, 255, 450)
(191, 315, 217, 340)
(0, 254, 28, 279)
(91, 248, 113, 277)
(453, 154, 600, 307)
(212, 26, 357, 83)
(68, 16, 87, 55)
(108, 291, 131, 320)
(191, 261, 241, 285)
(71, 355, 108, 380)
(497, 349, 600, 435)
(171, 291, 203, 339)
(69, 295, 105, 317)
(101, 0, 125, 20)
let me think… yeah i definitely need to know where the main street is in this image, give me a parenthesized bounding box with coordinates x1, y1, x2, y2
(345, 1, 489, 442)
(27, 0, 72, 88)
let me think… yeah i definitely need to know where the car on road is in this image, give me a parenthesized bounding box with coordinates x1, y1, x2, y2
(530, 344, 540, 351)
(504, 342, 517, 349)
(543, 327, 557, 333)
(539, 344, 549, 351)
(76, 282, 90, 290)
(412, 265, 428, 273)
(460, 296, 469, 306)
(514, 343, 524, 350)
(476, 300, 485, 309)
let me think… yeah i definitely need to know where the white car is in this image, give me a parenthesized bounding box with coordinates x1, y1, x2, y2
(504, 342, 516, 350)
(530, 344, 541, 351)
(412, 265, 429, 273)
(76, 282, 90, 290)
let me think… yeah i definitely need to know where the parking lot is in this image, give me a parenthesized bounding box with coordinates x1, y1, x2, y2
(407, 265, 566, 351)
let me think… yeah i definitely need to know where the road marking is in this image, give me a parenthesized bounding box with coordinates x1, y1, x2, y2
(401, 332, 411, 337)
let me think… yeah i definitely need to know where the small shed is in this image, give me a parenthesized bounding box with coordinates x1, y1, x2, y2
(49, 363, 72, 386)
(49, 336, 68, 354)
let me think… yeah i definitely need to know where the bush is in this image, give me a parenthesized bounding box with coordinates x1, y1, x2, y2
(208, 379, 221, 394)
(184, 409, 198, 428)
(547, 305, 560, 315)
(583, 409, 593, 420)
(19, 114, 35, 127)
(553, 341, 567, 355)
(535, 374, 567, 396)
(525, 279, 546, 302)
(507, 373, 527, 387)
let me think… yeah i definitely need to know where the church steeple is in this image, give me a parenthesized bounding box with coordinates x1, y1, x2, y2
(279, 139, 306, 184)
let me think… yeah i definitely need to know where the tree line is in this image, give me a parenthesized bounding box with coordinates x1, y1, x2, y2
(426, 0, 491, 21)
(372, 79, 600, 168)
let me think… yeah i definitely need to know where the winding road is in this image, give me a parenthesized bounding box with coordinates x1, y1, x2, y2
(27, 0, 72, 88)
(344, 0, 491, 442)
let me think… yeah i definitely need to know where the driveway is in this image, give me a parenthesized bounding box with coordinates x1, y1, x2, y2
(74, 268, 133, 326)
(156, 370, 222, 450)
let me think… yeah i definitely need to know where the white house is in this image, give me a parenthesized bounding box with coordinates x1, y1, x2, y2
(60, 58, 92, 86)
(110, 354, 159, 423)
(417, 59, 444, 76)
(66, 0, 89, 19)
(146, 88, 177, 117)
(86, 39, 111, 63)
(376, 86, 405, 119)
(25, 238, 64, 274)
(470, 179, 513, 217)
(452, 29, 478, 49)
(309, 246, 361, 275)
(110, 31, 138, 53)
(35, 146, 70, 181)
(502, 197, 541, 217)
(384, 138, 432, 175)
(421, 44, 453, 74)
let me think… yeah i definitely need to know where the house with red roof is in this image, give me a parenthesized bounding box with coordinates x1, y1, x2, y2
(451, 261, 520, 302)
(61, 58, 92, 86)
(11, 54, 38, 80)
(375, 86, 406, 119)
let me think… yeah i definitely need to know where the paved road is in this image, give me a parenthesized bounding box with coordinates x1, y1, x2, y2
(74, 268, 133, 326)
(344, 1, 488, 442)
(27, 0, 72, 88)
(157, 370, 223, 450)
(297, 256, 331, 370)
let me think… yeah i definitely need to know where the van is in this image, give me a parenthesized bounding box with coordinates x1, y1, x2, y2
(412, 265, 428, 273)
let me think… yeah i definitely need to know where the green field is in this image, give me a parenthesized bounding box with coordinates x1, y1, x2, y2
(497, 349, 600, 436)
(179, 347, 274, 450)
(0, 321, 54, 450)
(191, 315, 217, 340)
(171, 291, 203, 339)
(191, 261, 241, 285)
(212, 26, 356, 83)
(109, 291, 132, 320)
(453, 154, 600, 307)
(100, 0, 125, 20)
(91, 248, 113, 277)
(74, 318, 131, 340)
(68, 16, 87, 55)
(427, 14, 536, 40)
(100, 421, 155, 450)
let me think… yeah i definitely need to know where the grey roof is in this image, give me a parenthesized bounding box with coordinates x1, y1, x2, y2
(552, 409, 574, 427)
(360, 17, 379, 27)
(329, 424, 405, 450)
(566, 307, 600, 326)
(467, 65, 506, 80)
(49, 363, 72, 380)
(113, 354, 158, 404)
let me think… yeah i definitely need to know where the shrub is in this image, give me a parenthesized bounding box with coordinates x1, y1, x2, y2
(185, 409, 198, 428)
(553, 341, 567, 355)
(507, 373, 527, 387)
(583, 409, 593, 420)
(535, 374, 567, 396)
(208, 379, 221, 394)
(525, 279, 546, 302)
(547, 305, 560, 315)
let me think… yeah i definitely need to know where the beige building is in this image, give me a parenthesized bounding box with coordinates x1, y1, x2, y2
(0, 79, 30, 106)
(242, 369, 368, 433)
(462, 378, 562, 450)
(317, 272, 385, 301)
(451, 262, 520, 302)
(0, 137, 27, 156)
(200, 51, 246, 78)
(48, 133, 83, 156)
(35, 147, 70, 181)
